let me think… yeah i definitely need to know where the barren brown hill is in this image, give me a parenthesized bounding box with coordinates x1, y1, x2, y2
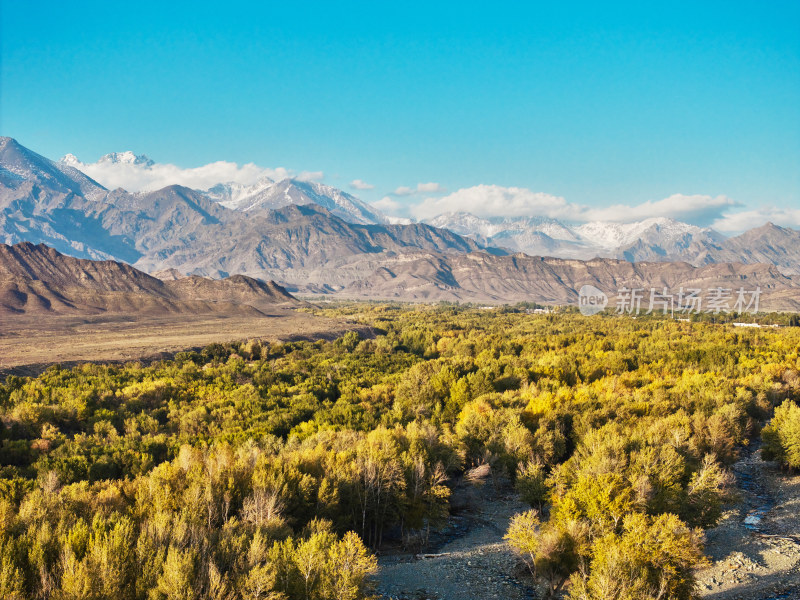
(164, 274, 297, 310)
(341, 251, 800, 311)
(0, 242, 297, 317)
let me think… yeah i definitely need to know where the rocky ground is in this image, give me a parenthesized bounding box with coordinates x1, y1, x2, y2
(696, 445, 800, 600)
(374, 446, 800, 600)
(375, 478, 536, 600)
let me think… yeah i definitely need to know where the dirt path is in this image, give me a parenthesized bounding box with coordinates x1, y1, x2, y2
(376, 488, 534, 600)
(696, 444, 800, 600)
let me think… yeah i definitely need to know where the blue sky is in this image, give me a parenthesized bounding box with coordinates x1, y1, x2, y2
(2, 1, 799, 229)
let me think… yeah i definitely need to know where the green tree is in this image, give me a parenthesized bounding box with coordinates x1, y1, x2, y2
(569, 513, 705, 600)
(762, 400, 800, 469)
(156, 547, 197, 600)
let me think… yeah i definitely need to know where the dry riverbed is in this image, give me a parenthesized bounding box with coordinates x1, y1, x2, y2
(376, 480, 535, 600)
(374, 445, 800, 600)
(696, 445, 800, 600)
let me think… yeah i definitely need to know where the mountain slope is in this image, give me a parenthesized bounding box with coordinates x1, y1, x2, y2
(723, 223, 800, 275)
(132, 203, 484, 279)
(343, 251, 800, 310)
(203, 177, 386, 225)
(0, 137, 106, 201)
(2, 139, 481, 284)
(0, 242, 297, 317)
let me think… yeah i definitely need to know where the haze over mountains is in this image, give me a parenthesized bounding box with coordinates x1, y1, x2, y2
(2, 136, 799, 308)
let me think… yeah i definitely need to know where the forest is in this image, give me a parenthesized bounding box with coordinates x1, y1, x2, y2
(0, 303, 799, 600)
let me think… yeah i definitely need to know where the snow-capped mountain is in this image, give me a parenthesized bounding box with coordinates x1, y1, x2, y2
(40, 141, 799, 273)
(61, 151, 155, 168)
(574, 218, 720, 251)
(423, 212, 589, 257)
(202, 177, 387, 225)
(58, 150, 385, 225)
(424, 212, 579, 242)
(4, 137, 800, 305)
(422, 212, 727, 262)
(98, 151, 155, 167)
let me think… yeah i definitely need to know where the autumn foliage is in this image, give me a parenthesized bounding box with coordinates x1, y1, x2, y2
(0, 303, 797, 599)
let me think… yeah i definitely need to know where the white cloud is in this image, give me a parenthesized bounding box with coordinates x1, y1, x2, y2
(296, 170, 324, 182)
(394, 182, 446, 196)
(411, 185, 571, 220)
(410, 185, 740, 226)
(62, 154, 321, 192)
(712, 207, 800, 233)
(350, 179, 374, 190)
(580, 194, 740, 226)
(371, 196, 402, 214)
(416, 182, 445, 193)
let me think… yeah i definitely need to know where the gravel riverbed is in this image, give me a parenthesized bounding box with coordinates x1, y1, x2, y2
(696, 445, 800, 600)
(375, 484, 535, 600)
(373, 445, 800, 600)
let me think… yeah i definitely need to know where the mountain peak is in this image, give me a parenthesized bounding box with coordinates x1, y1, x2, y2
(733, 220, 796, 241)
(60, 153, 81, 166)
(760, 221, 784, 231)
(97, 151, 155, 167)
(0, 136, 22, 149)
(201, 175, 386, 225)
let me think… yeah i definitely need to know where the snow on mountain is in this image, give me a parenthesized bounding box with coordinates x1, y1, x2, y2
(574, 217, 714, 250)
(419, 212, 728, 260)
(59, 154, 81, 167)
(202, 178, 387, 225)
(58, 148, 385, 225)
(61, 151, 155, 168)
(423, 212, 588, 256)
(1, 137, 106, 200)
(97, 151, 155, 167)
(47, 146, 731, 261)
(204, 177, 277, 209)
(425, 212, 578, 242)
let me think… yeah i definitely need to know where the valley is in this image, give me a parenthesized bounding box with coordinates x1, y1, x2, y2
(0, 304, 798, 600)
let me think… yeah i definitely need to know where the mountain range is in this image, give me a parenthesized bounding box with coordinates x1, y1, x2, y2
(1, 136, 799, 308)
(54, 146, 800, 276)
(422, 213, 800, 275)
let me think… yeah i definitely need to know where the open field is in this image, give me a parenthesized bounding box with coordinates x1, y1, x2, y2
(0, 309, 371, 375)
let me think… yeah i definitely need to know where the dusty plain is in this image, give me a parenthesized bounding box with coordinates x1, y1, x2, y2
(0, 310, 371, 376)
